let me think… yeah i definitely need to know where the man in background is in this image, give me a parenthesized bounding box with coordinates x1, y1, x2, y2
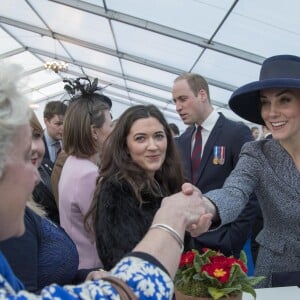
(251, 126, 260, 140)
(43, 101, 68, 164)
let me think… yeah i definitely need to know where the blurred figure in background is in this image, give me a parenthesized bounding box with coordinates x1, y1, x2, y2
(251, 126, 260, 140)
(169, 122, 180, 137)
(43, 101, 67, 164)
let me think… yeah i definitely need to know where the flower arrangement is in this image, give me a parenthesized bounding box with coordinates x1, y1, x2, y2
(174, 248, 265, 300)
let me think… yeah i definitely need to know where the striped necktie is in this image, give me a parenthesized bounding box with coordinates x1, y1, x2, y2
(191, 126, 202, 184)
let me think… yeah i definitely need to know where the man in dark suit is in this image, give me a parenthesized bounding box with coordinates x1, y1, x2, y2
(172, 73, 259, 261)
(43, 101, 68, 163)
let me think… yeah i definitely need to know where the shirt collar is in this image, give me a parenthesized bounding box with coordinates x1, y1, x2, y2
(44, 130, 57, 146)
(201, 110, 220, 132)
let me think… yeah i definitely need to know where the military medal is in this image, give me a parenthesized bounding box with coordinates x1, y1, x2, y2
(218, 146, 225, 165)
(213, 146, 225, 165)
(213, 146, 219, 165)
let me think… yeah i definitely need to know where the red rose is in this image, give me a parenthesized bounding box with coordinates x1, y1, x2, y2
(179, 251, 196, 268)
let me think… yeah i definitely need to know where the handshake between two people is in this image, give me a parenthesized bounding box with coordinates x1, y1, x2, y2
(158, 182, 217, 238)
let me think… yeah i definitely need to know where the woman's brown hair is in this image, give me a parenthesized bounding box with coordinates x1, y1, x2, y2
(63, 98, 109, 158)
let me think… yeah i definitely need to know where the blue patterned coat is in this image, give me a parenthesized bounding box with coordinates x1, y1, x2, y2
(0, 253, 173, 299)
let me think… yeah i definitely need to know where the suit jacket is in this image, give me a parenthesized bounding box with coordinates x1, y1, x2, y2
(42, 135, 61, 163)
(206, 139, 300, 287)
(176, 113, 259, 256)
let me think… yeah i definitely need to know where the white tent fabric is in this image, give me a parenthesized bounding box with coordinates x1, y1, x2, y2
(1, 0, 300, 132)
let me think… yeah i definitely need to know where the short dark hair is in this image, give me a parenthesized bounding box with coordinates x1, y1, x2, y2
(168, 123, 180, 136)
(43, 101, 67, 120)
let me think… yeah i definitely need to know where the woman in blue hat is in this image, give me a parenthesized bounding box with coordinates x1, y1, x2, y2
(192, 55, 300, 287)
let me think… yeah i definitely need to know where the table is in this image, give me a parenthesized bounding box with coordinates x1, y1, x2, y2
(243, 286, 300, 299)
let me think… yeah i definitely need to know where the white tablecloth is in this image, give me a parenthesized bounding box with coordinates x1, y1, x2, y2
(243, 286, 300, 299)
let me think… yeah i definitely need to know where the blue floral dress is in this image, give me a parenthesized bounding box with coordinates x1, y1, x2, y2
(0, 253, 173, 299)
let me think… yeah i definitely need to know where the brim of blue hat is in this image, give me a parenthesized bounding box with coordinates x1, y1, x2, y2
(229, 78, 300, 125)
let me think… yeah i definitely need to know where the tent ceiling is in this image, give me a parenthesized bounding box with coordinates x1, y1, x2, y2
(1, 0, 300, 131)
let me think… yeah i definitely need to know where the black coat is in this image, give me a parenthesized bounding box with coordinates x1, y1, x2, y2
(94, 177, 162, 270)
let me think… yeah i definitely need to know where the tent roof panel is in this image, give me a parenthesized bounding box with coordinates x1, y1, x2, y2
(1, 0, 300, 129)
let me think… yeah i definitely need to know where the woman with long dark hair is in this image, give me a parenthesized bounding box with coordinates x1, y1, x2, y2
(86, 104, 186, 269)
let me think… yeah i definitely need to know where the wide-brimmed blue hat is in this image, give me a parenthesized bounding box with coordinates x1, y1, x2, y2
(229, 55, 300, 124)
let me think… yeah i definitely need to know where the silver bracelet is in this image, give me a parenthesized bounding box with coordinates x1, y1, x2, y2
(150, 223, 184, 253)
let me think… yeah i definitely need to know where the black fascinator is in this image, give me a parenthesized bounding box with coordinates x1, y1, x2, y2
(63, 77, 112, 108)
